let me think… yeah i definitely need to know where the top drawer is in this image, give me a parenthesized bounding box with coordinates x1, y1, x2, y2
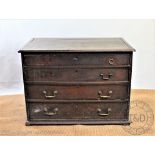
(22, 53, 131, 66)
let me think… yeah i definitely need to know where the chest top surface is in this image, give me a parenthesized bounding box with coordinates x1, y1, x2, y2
(19, 38, 135, 53)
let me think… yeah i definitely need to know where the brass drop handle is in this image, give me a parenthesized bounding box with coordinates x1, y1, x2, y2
(100, 73, 113, 80)
(43, 90, 58, 99)
(44, 107, 58, 116)
(97, 108, 111, 116)
(98, 90, 112, 99)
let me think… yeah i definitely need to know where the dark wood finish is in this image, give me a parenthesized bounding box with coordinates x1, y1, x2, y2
(28, 102, 128, 120)
(23, 53, 130, 66)
(25, 84, 129, 100)
(25, 81, 129, 85)
(25, 120, 131, 125)
(19, 38, 135, 125)
(24, 67, 129, 82)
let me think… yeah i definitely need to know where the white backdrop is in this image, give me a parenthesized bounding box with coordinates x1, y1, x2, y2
(0, 19, 155, 94)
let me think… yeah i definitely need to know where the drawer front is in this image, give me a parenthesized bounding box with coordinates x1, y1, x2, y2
(28, 102, 128, 120)
(23, 53, 130, 66)
(26, 84, 129, 100)
(24, 68, 129, 82)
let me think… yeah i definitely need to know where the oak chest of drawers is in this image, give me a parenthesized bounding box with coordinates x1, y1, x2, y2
(19, 38, 135, 125)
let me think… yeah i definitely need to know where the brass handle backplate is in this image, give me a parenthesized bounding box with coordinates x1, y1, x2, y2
(73, 57, 78, 61)
(43, 90, 58, 99)
(109, 58, 114, 65)
(44, 107, 58, 116)
(100, 73, 113, 80)
(97, 108, 111, 116)
(98, 90, 112, 99)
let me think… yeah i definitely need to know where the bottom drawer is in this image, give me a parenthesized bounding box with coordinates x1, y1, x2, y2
(28, 102, 128, 120)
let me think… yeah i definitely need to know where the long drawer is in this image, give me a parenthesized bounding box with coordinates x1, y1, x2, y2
(25, 84, 129, 100)
(28, 102, 128, 120)
(24, 67, 129, 82)
(23, 53, 130, 66)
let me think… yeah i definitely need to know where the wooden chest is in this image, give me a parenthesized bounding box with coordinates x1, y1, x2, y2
(19, 38, 135, 125)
